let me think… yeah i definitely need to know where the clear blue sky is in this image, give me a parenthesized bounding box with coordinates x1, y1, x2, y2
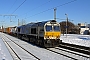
(0, 0, 90, 27)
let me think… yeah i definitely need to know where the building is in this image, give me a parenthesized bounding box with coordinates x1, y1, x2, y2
(80, 23, 89, 35)
(87, 24, 90, 33)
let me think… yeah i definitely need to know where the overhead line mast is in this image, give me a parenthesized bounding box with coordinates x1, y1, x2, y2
(54, 8, 57, 21)
(0, 14, 17, 22)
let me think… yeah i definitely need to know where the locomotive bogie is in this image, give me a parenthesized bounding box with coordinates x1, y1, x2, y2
(43, 39, 61, 47)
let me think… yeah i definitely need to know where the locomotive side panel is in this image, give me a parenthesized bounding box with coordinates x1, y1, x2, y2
(38, 26, 44, 37)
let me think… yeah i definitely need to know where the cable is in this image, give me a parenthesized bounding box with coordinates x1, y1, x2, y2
(27, 7, 53, 18)
(12, 0, 26, 14)
(56, 0, 77, 8)
(24, 0, 52, 17)
(27, 0, 77, 18)
(7, 0, 17, 14)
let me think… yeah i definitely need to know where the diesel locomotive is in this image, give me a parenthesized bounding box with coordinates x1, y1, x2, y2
(16, 20, 62, 47)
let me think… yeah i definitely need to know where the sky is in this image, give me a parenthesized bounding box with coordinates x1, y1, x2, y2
(0, 0, 90, 27)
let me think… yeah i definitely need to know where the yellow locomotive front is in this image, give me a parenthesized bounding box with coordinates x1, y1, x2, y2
(44, 20, 61, 47)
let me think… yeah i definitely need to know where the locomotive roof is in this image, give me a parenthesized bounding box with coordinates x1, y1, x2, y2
(17, 20, 57, 27)
(36, 20, 56, 24)
(32, 20, 56, 26)
(17, 23, 34, 28)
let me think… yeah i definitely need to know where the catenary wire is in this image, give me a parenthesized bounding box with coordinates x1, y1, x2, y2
(12, 0, 26, 14)
(23, 0, 52, 18)
(27, 0, 77, 18)
(7, 0, 17, 14)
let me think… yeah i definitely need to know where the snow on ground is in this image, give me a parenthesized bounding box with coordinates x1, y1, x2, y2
(0, 32, 90, 60)
(0, 37, 13, 60)
(0, 33, 72, 60)
(60, 34, 90, 47)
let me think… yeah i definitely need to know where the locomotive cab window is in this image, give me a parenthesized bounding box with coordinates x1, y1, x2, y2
(45, 24, 60, 31)
(31, 28, 36, 34)
(18, 28, 20, 32)
(54, 26, 60, 31)
(46, 25, 52, 31)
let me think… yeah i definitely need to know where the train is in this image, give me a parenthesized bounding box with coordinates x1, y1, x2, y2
(2, 20, 62, 47)
(3, 26, 17, 35)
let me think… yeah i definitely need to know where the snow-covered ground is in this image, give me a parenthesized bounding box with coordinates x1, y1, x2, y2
(0, 37, 13, 60)
(0, 33, 90, 60)
(60, 34, 90, 47)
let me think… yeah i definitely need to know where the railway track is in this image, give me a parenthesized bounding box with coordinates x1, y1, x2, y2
(46, 47, 89, 60)
(46, 42, 90, 60)
(1, 34, 40, 60)
(59, 42, 90, 55)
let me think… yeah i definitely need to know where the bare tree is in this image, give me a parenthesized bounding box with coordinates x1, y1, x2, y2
(60, 21, 78, 34)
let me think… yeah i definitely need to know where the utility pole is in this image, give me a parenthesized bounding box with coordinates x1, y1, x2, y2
(54, 8, 57, 21)
(0, 21, 5, 32)
(18, 19, 19, 26)
(65, 13, 68, 37)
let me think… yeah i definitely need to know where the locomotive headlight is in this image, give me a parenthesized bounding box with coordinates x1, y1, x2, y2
(44, 35, 49, 39)
(44, 35, 47, 38)
(56, 35, 59, 39)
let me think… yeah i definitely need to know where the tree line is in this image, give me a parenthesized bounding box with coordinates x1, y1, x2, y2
(60, 21, 80, 34)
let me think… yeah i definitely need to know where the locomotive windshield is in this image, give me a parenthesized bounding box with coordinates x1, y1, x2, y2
(54, 26, 60, 31)
(46, 25, 52, 31)
(45, 25, 60, 31)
